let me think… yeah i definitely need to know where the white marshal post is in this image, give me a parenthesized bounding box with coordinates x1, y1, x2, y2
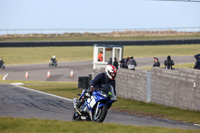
(93, 44, 123, 69)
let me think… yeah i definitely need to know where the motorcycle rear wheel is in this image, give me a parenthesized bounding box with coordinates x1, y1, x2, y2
(72, 112, 80, 121)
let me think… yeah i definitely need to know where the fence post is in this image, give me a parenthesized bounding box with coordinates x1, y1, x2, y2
(31, 29, 33, 37)
(22, 29, 24, 37)
(5, 30, 7, 37)
(40, 29, 41, 37)
(199, 27, 200, 35)
(14, 29, 16, 37)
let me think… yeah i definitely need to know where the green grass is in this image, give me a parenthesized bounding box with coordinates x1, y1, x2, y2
(124, 45, 200, 58)
(1, 80, 199, 124)
(138, 63, 195, 70)
(174, 63, 195, 69)
(1, 117, 199, 133)
(0, 34, 200, 42)
(1, 44, 200, 65)
(23, 81, 80, 99)
(0, 46, 93, 65)
(0, 80, 80, 99)
(112, 98, 200, 124)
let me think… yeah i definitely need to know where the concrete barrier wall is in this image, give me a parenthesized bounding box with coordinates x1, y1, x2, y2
(151, 68, 200, 111)
(115, 68, 148, 102)
(93, 67, 200, 111)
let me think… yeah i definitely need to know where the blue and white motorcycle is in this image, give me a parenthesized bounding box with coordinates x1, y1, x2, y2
(72, 84, 117, 122)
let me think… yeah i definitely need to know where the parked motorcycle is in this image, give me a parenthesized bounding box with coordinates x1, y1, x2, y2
(72, 84, 116, 122)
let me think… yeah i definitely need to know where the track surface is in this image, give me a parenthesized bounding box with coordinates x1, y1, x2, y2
(0, 84, 199, 129)
(0, 55, 195, 81)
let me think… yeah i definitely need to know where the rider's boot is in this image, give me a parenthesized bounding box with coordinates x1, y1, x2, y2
(75, 89, 87, 109)
(75, 88, 93, 109)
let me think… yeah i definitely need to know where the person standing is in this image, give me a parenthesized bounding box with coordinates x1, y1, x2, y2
(164, 55, 174, 70)
(98, 51, 103, 62)
(127, 56, 137, 70)
(108, 57, 112, 65)
(153, 57, 160, 67)
(113, 57, 119, 70)
(119, 58, 125, 68)
(194, 54, 200, 70)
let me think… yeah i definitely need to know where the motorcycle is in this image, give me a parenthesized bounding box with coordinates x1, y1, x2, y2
(49, 60, 57, 67)
(72, 84, 117, 122)
(0, 62, 5, 69)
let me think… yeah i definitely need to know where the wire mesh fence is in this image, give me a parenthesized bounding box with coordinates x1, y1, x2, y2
(0, 27, 200, 38)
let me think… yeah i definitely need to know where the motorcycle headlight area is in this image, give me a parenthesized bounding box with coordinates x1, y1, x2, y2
(100, 91, 108, 98)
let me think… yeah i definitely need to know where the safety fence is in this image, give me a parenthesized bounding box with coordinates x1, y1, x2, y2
(0, 27, 200, 37)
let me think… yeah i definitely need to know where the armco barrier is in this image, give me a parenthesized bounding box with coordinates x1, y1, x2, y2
(0, 39, 200, 47)
(93, 67, 200, 111)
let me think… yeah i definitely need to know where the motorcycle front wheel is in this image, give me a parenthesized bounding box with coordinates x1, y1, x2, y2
(93, 105, 108, 122)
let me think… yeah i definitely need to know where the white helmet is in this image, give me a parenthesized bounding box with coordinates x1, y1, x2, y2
(105, 65, 117, 80)
(52, 55, 56, 59)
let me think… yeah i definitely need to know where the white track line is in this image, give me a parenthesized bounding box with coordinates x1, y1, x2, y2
(2, 73, 8, 81)
(13, 84, 73, 102)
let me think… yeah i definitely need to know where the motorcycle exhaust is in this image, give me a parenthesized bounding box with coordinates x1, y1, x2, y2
(73, 98, 82, 115)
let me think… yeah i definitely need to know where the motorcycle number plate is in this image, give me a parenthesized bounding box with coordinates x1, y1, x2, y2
(90, 96, 96, 108)
(87, 98, 91, 103)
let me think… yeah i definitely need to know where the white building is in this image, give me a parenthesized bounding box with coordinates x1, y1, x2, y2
(93, 44, 123, 69)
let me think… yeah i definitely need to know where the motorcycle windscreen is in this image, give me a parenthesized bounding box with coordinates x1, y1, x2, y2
(101, 84, 117, 102)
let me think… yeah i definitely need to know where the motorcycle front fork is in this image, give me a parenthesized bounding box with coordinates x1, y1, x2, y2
(94, 102, 100, 120)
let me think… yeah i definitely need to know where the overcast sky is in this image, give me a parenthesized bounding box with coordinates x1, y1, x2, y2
(0, 0, 200, 30)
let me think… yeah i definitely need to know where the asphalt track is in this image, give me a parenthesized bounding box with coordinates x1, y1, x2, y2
(0, 55, 196, 81)
(0, 84, 199, 129)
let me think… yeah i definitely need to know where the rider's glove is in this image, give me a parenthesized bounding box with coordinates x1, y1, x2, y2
(89, 86, 95, 91)
(87, 86, 95, 96)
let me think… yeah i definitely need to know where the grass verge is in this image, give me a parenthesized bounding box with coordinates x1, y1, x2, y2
(0, 44, 200, 65)
(138, 63, 195, 70)
(0, 80, 199, 124)
(1, 117, 199, 133)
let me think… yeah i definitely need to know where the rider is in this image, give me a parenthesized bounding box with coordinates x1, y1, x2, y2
(0, 58, 4, 68)
(51, 55, 57, 63)
(75, 65, 117, 109)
